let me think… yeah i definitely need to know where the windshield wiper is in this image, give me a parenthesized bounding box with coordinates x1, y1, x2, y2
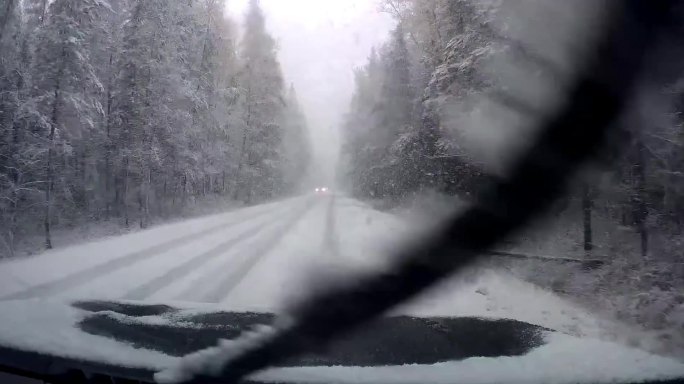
(157, 3, 681, 383)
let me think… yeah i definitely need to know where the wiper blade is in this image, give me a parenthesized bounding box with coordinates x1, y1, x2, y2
(158, 3, 680, 383)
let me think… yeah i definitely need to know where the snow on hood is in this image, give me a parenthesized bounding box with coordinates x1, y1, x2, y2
(0, 299, 681, 384)
(0, 299, 176, 371)
(253, 333, 684, 384)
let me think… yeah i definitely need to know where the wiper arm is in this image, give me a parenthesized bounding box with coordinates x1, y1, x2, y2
(157, 3, 680, 383)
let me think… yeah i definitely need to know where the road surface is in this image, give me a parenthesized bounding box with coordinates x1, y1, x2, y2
(0, 194, 624, 336)
(0, 195, 399, 307)
(1, 194, 684, 384)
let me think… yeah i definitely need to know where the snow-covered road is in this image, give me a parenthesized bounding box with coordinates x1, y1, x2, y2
(0, 195, 398, 306)
(1, 195, 684, 383)
(0, 194, 630, 336)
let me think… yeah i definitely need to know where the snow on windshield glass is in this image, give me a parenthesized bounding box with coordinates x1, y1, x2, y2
(0, 0, 683, 383)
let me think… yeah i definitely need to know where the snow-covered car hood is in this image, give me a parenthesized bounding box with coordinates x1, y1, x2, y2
(0, 299, 682, 384)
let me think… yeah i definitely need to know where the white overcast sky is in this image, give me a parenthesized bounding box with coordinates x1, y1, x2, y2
(226, 0, 395, 182)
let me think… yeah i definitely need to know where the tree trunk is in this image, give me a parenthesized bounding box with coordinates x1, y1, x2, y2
(244, 166, 254, 205)
(172, 178, 177, 207)
(140, 130, 152, 228)
(80, 146, 88, 212)
(138, 186, 143, 229)
(44, 52, 66, 250)
(103, 53, 114, 220)
(144, 165, 151, 227)
(6, 172, 19, 258)
(104, 150, 111, 219)
(45, 103, 57, 250)
(582, 182, 593, 256)
(0, 0, 17, 42)
(123, 156, 130, 227)
(38, 0, 48, 24)
(234, 84, 253, 201)
(182, 174, 187, 205)
(233, 133, 248, 200)
(5, 90, 21, 257)
(114, 174, 120, 216)
(139, 167, 145, 229)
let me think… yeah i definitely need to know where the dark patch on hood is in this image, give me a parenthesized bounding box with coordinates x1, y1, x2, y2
(75, 301, 549, 367)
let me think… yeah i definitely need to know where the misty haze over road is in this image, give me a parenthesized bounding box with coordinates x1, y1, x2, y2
(227, 0, 395, 185)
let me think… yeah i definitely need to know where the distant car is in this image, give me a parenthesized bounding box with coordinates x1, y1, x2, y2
(314, 187, 330, 195)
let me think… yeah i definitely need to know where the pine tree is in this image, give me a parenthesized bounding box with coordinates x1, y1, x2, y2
(96, 0, 130, 219)
(0, 0, 21, 137)
(342, 26, 419, 199)
(0, 0, 23, 255)
(342, 49, 384, 197)
(0, 0, 303, 257)
(281, 84, 311, 193)
(234, 0, 286, 203)
(31, 0, 107, 247)
(382, 25, 419, 196)
(113, 0, 201, 227)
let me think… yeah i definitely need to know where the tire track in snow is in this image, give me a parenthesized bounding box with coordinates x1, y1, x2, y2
(0, 200, 299, 301)
(197, 198, 317, 303)
(120, 206, 293, 301)
(172, 199, 315, 302)
(323, 195, 340, 259)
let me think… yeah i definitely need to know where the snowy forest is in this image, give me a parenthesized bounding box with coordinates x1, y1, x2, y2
(340, 0, 684, 349)
(0, 0, 310, 255)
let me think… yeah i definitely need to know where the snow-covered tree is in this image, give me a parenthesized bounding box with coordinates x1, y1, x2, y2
(281, 84, 311, 193)
(0, 0, 308, 255)
(341, 25, 419, 199)
(341, 49, 384, 197)
(233, 0, 287, 203)
(344, 0, 684, 344)
(0, 0, 24, 255)
(30, 0, 107, 247)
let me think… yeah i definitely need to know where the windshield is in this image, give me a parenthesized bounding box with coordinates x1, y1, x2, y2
(0, 0, 683, 383)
